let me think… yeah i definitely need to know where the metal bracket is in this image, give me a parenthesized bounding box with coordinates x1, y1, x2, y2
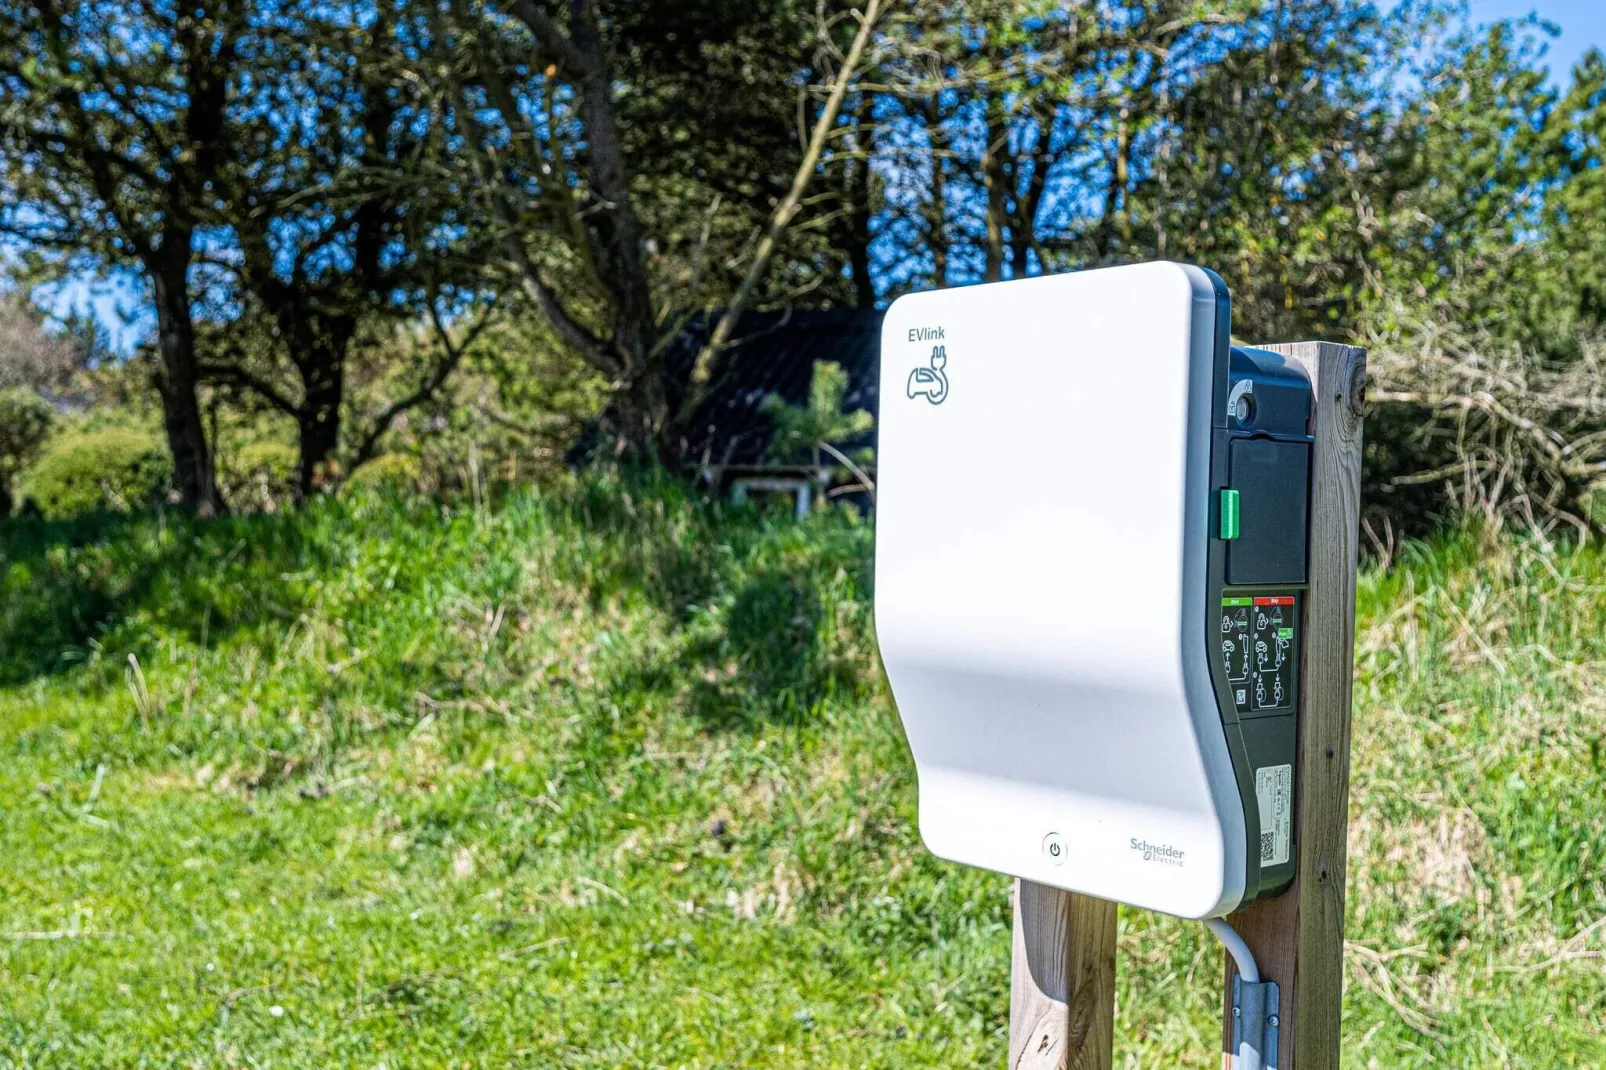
(1230, 975, 1281, 1070)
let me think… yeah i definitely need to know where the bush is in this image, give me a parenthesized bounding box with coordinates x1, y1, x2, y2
(1363, 301, 1606, 541)
(219, 439, 297, 512)
(20, 426, 172, 519)
(344, 452, 423, 495)
(762, 360, 875, 469)
(0, 387, 55, 514)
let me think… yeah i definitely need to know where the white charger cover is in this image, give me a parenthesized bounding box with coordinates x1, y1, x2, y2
(874, 262, 1247, 918)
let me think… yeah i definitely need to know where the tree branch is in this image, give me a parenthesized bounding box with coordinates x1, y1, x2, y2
(198, 362, 303, 418)
(677, 0, 884, 424)
(352, 297, 500, 468)
(433, 5, 622, 380)
(501, 0, 594, 78)
(502, 247, 622, 380)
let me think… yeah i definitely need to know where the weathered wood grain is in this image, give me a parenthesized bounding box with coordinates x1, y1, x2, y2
(1009, 881, 1118, 1070)
(1006, 341, 1364, 1070)
(1219, 341, 1367, 1070)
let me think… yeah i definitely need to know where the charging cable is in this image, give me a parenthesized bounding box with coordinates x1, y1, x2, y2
(1206, 917, 1259, 983)
(1207, 918, 1274, 1070)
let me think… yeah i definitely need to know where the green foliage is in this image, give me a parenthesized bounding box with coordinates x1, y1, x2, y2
(0, 482, 1601, 1065)
(344, 452, 424, 495)
(1362, 25, 1573, 353)
(762, 361, 875, 468)
(1543, 50, 1606, 343)
(343, 310, 609, 496)
(217, 439, 298, 513)
(0, 387, 55, 502)
(20, 426, 172, 520)
(9, 0, 1606, 535)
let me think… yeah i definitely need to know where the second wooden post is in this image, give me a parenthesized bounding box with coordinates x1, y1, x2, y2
(1009, 881, 1117, 1070)
(1006, 341, 1365, 1070)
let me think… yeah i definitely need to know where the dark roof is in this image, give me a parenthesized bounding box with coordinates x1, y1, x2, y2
(578, 307, 884, 469)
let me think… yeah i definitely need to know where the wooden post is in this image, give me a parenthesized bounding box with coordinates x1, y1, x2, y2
(1009, 880, 1118, 1070)
(1005, 342, 1365, 1070)
(1219, 341, 1367, 1069)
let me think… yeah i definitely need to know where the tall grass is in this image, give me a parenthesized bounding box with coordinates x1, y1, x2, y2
(0, 479, 1601, 1067)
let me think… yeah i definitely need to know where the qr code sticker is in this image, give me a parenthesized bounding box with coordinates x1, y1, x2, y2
(1255, 764, 1293, 866)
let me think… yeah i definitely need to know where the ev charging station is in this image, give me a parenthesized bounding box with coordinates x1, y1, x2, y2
(874, 262, 1364, 1069)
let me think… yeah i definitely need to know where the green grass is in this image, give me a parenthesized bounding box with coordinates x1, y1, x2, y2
(1, 478, 1602, 1067)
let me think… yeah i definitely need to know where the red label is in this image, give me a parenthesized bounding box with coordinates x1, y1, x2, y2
(1253, 596, 1295, 606)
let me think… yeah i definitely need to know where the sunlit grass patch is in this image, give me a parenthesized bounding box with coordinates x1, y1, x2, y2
(1, 485, 1603, 1067)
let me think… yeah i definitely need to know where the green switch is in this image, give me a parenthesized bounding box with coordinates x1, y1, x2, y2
(1219, 489, 1240, 540)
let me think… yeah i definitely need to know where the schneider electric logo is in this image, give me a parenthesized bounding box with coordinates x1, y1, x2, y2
(1130, 838, 1186, 867)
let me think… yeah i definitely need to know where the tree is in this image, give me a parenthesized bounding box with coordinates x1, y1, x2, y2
(1116, 0, 1421, 341)
(0, 0, 244, 514)
(198, 0, 483, 497)
(1352, 32, 1606, 535)
(762, 360, 875, 493)
(0, 291, 83, 392)
(683, 0, 884, 415)
(434, 0, 885, 461)
(1528, 46, 1606, 353)
(1360, 22, 1569, 352)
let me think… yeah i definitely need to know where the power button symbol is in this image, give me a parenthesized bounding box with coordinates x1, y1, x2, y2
(1042, 832, 1067, 865)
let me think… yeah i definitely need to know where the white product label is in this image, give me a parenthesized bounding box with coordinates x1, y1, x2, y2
(1255, 764, 1293, 867)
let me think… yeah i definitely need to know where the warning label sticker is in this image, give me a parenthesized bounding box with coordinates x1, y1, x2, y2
(1255, 764, 1293, 867)
(1221, 595, 1297, 714)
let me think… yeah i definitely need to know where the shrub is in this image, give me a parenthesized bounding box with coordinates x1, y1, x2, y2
(219, 439, 297, 512)
(345, 452, 423, 495)
(0, 387, 55, 514)
(1364, 303, 1606, 540)
(762, 361, 875, 468)
(20, 426, 172, 519)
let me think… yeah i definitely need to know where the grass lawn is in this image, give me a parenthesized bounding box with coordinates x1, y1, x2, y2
(1, 477, 1603, 1067)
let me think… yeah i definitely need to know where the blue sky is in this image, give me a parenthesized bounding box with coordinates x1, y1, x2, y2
(1470, 0, 1605, 76)
(20, 0, 1606, 358)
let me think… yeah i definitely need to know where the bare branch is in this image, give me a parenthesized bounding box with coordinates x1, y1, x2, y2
(817, 440, 875, 503)
(352, 297, 500, 468)
(678, 0, 884, 423)
(1367, 299, 1606, 530)
(199, 362, 302, 418)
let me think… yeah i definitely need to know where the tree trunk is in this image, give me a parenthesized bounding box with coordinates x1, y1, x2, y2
(846, 152, 875, 308)
(611, 362, 670, 463)
(837, 98, 875, 309)
(296, 366, 344, 498)
(1098, 108, 1133, 259)
(291, 318, 354, 498)
(568, 0, 656, 378)
(925, 98, 948, 286)
(150, 245, 224, 516)
(1011, 113, 1050, 279)
(982, 98, 1010, 282)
